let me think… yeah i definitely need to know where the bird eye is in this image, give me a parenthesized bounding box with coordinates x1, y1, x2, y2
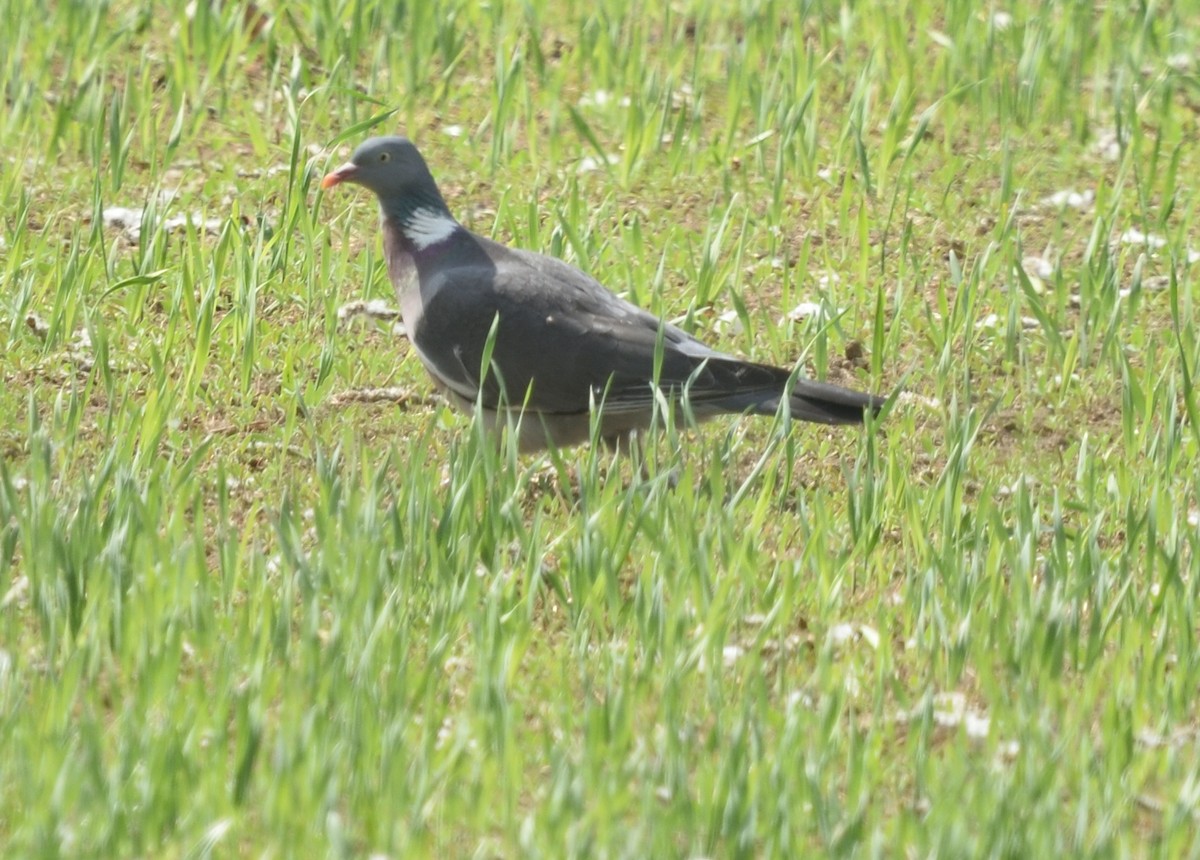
(380, 152, 390, 162)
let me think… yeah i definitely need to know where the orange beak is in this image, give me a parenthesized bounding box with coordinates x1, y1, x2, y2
(321, 162, 359, 189)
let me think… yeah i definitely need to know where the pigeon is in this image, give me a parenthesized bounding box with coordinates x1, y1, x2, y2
(322, 136, 885, 452)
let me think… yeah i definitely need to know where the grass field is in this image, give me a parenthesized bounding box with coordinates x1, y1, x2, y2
(3, 0, 1200, 856)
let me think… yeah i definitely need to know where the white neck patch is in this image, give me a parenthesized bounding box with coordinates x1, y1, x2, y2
(403, 208, 459, 250)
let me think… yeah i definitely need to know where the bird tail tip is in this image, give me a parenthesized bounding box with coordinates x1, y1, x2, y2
(787, 379, 887, 425)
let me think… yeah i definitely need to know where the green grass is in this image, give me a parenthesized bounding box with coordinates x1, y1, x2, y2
(3, 0, 1200, 855)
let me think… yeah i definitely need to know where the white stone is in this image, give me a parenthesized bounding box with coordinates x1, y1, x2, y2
(1118, 228, 1167, 249)
(722, 644, 745, 666)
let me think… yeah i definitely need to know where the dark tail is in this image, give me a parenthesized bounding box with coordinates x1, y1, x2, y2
(698, 359, 885, 425)
(785, 378, 885, 424)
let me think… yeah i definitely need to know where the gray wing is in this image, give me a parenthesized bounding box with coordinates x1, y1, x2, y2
(409, 241, 784, 415)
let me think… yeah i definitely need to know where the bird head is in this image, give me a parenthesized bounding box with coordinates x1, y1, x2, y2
(320, 136, 437, 200)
